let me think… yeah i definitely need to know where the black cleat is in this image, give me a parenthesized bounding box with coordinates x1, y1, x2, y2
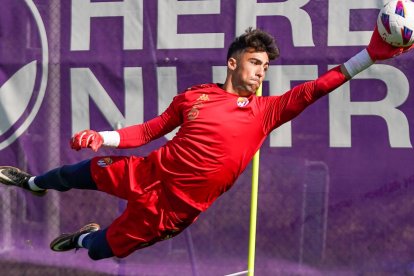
(50, 223, 101, 252)
(0, 166, 47, 197)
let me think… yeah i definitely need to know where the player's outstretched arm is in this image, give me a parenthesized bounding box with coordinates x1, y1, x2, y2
(70, 100, 183, 151)
(341, 27, 414, 80)
(70, 93, 184, 151)
(270, 26, 413, 127)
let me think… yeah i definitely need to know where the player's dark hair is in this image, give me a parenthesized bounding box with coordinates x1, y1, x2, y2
(227, 27, 280, 61)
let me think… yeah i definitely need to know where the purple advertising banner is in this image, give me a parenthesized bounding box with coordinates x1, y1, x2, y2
(1, 0, 414, 275)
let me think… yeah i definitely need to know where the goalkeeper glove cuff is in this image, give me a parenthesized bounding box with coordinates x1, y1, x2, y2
(343, 49, 374, 78)
(99, 131, 120, 148)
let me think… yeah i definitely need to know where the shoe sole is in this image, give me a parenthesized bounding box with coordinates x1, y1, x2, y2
(50, 233, 73, 252)
(0, 166, 47, 197)
(50, 223, 100, 252)
(0, 166, 22, 185)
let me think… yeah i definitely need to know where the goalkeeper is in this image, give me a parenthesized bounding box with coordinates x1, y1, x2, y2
(0, 26, 412, 260)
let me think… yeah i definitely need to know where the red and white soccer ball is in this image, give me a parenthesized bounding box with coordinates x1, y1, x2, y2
(377, 0, 414, 47)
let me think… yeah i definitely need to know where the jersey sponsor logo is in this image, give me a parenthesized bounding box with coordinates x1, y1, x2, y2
(197, 94, 209, 102)
(237, 97, 249, 108)
(97, 157, 113, 167)
(0, 0, 48, 150)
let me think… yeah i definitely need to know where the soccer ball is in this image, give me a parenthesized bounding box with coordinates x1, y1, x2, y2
(377, 0, 414, 47)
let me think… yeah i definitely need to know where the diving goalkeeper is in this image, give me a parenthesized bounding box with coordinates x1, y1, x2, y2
(0, 26, 412, 260)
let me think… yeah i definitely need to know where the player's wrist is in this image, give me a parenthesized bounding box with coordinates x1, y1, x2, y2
(343, 49, 374, 78)
(99, 131, 120, 147)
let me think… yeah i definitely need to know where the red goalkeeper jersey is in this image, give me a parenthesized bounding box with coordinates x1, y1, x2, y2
(116, 66, 347, 211)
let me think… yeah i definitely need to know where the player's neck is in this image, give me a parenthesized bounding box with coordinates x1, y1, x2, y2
(222, 79, 254, 97)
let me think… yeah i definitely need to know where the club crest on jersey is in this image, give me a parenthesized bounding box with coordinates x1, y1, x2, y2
(97, 157, 113, 167)
(237, 97, 249, 108)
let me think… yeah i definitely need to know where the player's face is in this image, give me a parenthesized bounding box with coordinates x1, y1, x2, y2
(229, 49, 269, 96)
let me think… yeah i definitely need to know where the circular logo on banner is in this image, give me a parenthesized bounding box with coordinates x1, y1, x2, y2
(0, 0, 48, 150)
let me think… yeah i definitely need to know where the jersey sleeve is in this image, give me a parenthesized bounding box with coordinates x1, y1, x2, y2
(116, 94, 184, 148)
(262, 65, 347, 134)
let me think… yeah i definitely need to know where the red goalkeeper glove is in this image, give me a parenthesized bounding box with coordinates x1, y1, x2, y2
(367, 26, 414, 61)
(70, 130, 103, 152)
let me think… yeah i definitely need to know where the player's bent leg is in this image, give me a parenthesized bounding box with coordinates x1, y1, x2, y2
(0, 160, 96, 195)
(84, 228, 115, 260)
(0, 166, 47, 196)
(50, 223, 100, 252)
(35, 159, 98, 191)
(103, 186, 202, 258)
